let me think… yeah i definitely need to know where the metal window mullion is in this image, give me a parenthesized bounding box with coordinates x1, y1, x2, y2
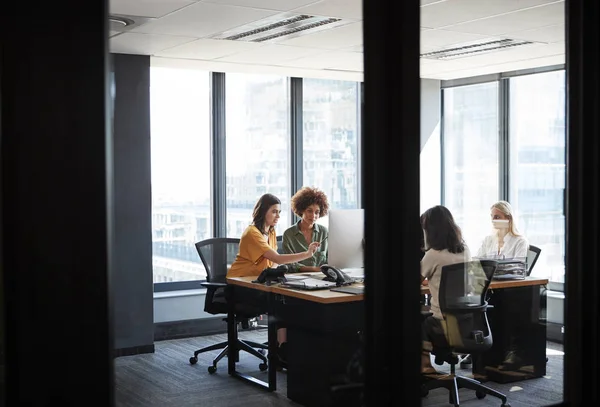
(358, 81, 364, 208)
(290, 77, 303, 223)
(499, 78, 510, 201)
(440, 89, 446, 206)
(211, 72, 226, 237)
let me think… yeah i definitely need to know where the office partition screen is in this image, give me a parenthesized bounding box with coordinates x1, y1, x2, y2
(509, 70, 566, 283)
(442, 82, 500, 252)
(150, 67, 212, 283)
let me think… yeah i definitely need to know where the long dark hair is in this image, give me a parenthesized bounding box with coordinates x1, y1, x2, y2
(420, 205, 466, 254)
(252, 193, 281, 234)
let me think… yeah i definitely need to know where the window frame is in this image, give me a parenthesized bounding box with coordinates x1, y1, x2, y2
(151, 73, 364, 292)
(440, 64, 566, 289)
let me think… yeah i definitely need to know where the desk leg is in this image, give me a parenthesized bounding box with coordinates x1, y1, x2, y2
(267, 294, 278, 391)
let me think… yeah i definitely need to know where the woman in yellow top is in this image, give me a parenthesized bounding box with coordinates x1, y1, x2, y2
(227, 193, 320, 368)
(227, 193, 320, 278)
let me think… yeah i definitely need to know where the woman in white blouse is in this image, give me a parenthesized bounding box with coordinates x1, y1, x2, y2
(476, 200, 528, 260)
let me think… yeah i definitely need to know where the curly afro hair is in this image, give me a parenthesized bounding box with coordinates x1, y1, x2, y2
(290, 187, 330, 218)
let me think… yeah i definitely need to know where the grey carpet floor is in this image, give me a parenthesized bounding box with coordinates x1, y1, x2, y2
(115, 330, 564, 407)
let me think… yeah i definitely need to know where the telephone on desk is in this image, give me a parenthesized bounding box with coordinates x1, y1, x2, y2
(253, 265, 288, 285)
(321, 265, 354, 286)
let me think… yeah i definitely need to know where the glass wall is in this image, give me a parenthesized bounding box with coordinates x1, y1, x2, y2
(443, 82, 500, 252)
(441, 69, 566, 284)
(150, 67, 211, 283)
(303, 79, 360, 220)
(225, 74, 291, 238)
(509, 70, 566, 282)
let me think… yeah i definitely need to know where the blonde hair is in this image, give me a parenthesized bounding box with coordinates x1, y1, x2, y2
(491, 200, 521, 236)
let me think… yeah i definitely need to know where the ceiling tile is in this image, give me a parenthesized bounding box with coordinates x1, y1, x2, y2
(277, 22, 362, 49)
(129, 2, 278, 37)
(110, 32, 196, 55)
(291, 0, 362, 20)
(421, 0, 447, 6)
(421, 0, 560, 29)
(217, 44, 324, 63)
(443, 2, 564, 36)
(202, 0, 320, 11)
(154, 38, 264, 59)
(109, 0, 196, 18)
(450, 41, 564, 67)
(507, 23, 564, 43)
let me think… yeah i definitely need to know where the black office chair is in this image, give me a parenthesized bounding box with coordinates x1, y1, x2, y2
(421, 260, 510, 407)
(526, 244, 542, 276)
(188, 237, 268, 373)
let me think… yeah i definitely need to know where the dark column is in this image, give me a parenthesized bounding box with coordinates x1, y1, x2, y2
(362, 0, 422, 405)
(564, 0, 600, 404)
(111, 54, 154, 356)
(0, 2, 114, 406)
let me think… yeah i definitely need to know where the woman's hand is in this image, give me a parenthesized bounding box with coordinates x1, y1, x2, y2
(307, 241, 320, 256)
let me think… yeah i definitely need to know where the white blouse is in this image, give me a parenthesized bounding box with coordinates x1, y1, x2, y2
(476, 233, 529, 260)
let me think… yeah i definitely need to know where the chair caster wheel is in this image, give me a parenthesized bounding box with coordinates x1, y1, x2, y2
(189, 356, 198, 365)
(476, 390, 486, 399)
(501, 403, 511, 407)
(259, 363, 268, 371)
(208, 365, 217, 374)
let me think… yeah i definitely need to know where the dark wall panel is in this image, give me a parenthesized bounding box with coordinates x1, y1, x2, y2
(112, 53, 154, 352)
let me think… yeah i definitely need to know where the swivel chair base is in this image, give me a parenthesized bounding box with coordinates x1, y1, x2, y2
(189, 338, 268, 374)
(422, 372, 510, 407)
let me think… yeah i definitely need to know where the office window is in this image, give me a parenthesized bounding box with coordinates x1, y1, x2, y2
(509, 70, 566, 283)
(150, 67, 211, 283)
(303, 79, 359, 214)
(443, 82, 499, 251)
(225, 73, 291, 237)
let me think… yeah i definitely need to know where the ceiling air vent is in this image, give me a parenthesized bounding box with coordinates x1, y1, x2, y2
(420, 38, 536, 60)
(208, 13, 350, 43)
(109, 14, 155, 38)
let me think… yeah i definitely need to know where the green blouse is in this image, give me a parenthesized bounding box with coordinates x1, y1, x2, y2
(281, 220, 328, 272)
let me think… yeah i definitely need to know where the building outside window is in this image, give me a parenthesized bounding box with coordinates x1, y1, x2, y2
(150, 66, 211, 283)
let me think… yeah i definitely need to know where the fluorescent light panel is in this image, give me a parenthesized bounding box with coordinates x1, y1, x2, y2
(421, 38, 537, 60)
(208, 13, 349, 43)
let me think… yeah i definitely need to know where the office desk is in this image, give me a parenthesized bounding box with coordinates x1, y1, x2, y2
(423, 277, 549, 383)
(227, 275, 364, 406)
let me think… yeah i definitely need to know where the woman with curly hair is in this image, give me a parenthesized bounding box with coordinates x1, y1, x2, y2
(282, 186, 330, 273)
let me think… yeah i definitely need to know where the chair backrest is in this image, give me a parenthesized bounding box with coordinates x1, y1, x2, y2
(526, 244, 542, 276)
(194, 238, 240, 284)
(438, 260, 497, 353)
(277, 235, 283, 253)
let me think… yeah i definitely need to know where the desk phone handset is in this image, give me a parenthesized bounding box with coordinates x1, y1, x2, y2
(253, 265, 288, 285)
(321, 265, 354, 286)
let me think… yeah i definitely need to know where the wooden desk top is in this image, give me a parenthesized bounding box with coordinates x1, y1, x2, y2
(226, 275, 364, 304)
(227, 275, 548, 304)
(420, 276, 549, 295)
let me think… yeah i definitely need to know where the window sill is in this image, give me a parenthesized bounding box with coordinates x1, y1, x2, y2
(153, 289, 206, 299)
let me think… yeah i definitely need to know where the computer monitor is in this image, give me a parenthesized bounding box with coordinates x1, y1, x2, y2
(327, 209, 364, 269)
